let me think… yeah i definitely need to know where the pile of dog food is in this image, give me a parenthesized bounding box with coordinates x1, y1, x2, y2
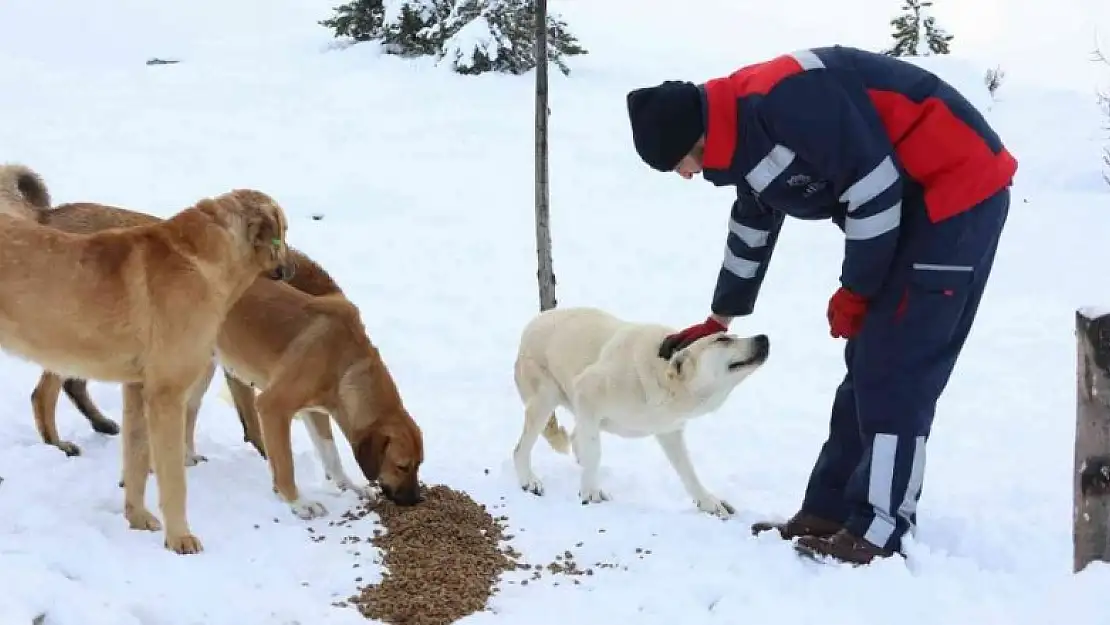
(340, 484, 521, 625)
(318, 481, 657, 625)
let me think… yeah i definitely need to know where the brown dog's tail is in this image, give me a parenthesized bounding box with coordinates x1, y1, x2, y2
(303, 292, 352, 315)
(0, 163, 50, 220)
(302, 291, 358, 325)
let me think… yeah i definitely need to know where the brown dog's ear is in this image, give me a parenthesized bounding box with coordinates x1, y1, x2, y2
(245, 207, 277, 252)
(355, 430, 389, 481)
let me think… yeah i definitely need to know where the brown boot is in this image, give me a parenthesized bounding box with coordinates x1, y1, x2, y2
(793, 529, 898, 566)
(750, 512, 842, 540)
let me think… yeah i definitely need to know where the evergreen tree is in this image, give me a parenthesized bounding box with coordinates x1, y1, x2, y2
(381, 0, 450, 57)
(882, 0, 953, 57)
(984, 65, 1005, 98)
(319, 0, 385, 42)
(439, 0, 586, 76)
(1099, 48, 1110, 187)
(1102, 90, 1110, 187)
(883, 0, 920, 58)
(319, 0, 586, 75)
(922, 10, 954, 55)
(319, 0, 449, 55)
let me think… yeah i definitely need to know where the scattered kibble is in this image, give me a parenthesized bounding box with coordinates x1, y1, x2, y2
(318, 483, 653, 624)
(343, 485, 519, 625)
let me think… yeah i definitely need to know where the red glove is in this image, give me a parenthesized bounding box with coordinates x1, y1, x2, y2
(827, 287, 868, 339)
(658, 316, 728, 359)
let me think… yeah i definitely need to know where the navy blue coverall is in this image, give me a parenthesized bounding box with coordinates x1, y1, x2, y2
(700, 45, 1018, 551)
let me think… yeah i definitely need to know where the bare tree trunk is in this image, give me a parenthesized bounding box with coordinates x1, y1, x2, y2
(1097, 46, 1110, 187)
(533, 0, 556, 312)
(1074, 308, 1110, 572)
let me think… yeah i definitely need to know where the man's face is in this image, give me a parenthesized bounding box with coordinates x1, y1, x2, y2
(674, 138, 706, 179)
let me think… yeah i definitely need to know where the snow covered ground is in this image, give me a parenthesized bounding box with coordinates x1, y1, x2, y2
(2, 0, 1110, 623)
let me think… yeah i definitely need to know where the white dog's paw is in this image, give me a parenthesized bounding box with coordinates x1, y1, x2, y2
(334, 479, 376, 499)
(579, 487, 610, 505)
(185, 453, 208, 467)
(695, 495, 736, 519)
(519, 474, 545, 496)
(290, 499, 328, 520)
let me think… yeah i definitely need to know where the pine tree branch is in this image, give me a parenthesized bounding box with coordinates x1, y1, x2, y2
(1095, 46, 1110, 67)
(1097, 36, 1110, 187)
(318, 0, 585, 75)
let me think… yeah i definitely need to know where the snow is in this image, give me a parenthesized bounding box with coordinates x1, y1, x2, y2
(1, 0, 1110, 623)
(441, 14, 502, 69)
(383, 0, 439, 27)
(902, 55, 995, 111)
(1078, 306, 1110, 319)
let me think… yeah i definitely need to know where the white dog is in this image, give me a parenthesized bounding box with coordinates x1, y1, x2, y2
(511, 306, 770, 518)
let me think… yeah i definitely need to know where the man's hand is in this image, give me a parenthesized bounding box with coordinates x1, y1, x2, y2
(659, 316, 729, 359)
(827, 287, 868, 339)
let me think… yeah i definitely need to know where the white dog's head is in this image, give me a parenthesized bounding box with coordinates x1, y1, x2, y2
(665, 332, 770, 395)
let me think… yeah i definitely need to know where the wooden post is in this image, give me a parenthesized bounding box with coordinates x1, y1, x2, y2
(533, 0, 556, 312)
(1074, 308, 1110, 572)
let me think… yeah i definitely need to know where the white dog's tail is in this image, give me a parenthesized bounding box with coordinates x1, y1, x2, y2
(0, 163, 50, 220)
(217, 385, 232, 406)
(542, 414, 571, 454)
(216, 384, 251, 406)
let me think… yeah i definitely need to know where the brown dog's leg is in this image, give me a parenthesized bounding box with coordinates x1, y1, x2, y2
(143, 377, 203, 555)
(256, 388, 326, 519)
(122, 382, 161, 533)
(31, 371, 81, 456)
(117, 364, 217, 488)
(303, 410, 371, 497)
(62, 378, 120, 436)
(224, 371, 266, 458)
(183, 362, 216, 466)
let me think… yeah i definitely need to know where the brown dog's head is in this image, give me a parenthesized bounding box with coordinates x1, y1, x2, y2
(222, 189, 294, 282)
(354, 417, 424, 505)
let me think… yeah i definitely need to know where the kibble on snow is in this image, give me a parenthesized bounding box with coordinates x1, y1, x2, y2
(346, 485, 520, 625)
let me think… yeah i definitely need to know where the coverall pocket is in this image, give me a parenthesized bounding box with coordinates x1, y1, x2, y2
(908, 262, 974, 293)
(895, 262, 975, 324)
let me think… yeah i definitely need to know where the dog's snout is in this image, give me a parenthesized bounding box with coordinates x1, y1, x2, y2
(384, 484, 423, 506)
(753, 334, 770, 358)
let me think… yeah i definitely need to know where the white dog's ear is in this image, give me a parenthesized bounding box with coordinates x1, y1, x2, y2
(667, 350, 690, 381)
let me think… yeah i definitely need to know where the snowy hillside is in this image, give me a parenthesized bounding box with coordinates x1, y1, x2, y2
(2, 0, 1110, 623)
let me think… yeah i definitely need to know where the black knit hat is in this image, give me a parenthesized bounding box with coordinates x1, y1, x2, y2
(626, 80, 705, 172)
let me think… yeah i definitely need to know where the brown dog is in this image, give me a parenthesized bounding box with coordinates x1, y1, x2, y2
(28, 201, 341, 461)
(25, 198, 425, 520)
(216, 283, 426, 517)
(0, 164, 292, 554)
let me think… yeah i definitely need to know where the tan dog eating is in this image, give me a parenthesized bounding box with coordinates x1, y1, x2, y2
(216, 285, 425, 516)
